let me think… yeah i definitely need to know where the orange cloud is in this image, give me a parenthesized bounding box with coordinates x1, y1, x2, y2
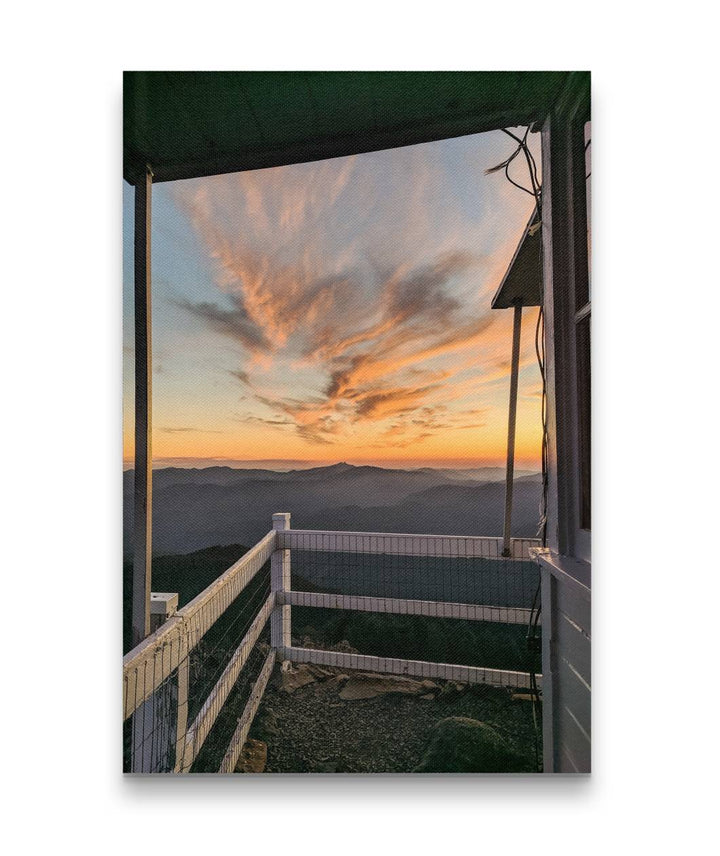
(163, 132, 542, 461)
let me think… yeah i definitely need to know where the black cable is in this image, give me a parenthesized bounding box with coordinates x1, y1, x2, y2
(535, 304, 548, 545)
(504, 164, 536, 197)
(586, 135, 592, 180)
(525, 577, 542, 771)
(500, 128, 542, 206)
(490, 126, 549, 771)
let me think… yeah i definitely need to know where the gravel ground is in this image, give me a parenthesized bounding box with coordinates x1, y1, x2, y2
(248, 664, 540, 773)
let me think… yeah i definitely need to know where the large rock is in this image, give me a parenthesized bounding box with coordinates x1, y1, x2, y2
(234, 739, 267, 773)
(280, 663, 335, 694)
(414, 717, 525, 773)
(331, 640, 359, 654)
(438, 681, 467, 700)
(255, 707, 281, 737)
(339, 673, 439, 700)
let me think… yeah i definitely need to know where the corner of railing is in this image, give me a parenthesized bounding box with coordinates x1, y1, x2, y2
(272, 512, 291, 531)
(271, 513, 292, 653)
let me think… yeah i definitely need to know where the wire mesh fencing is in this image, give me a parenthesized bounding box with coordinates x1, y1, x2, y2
(123, 532, 275, 773)
(277, 528, 542, 688)
(288, 533, 540, 610)
(123, 522, 543, 773)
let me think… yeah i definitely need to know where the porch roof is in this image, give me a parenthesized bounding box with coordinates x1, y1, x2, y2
(123, 71, 572, 184)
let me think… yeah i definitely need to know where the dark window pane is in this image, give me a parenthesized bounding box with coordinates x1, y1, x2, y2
(576, 314, 591, 529)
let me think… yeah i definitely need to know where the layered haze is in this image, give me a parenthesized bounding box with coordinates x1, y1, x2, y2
(123, 463, 542, 556)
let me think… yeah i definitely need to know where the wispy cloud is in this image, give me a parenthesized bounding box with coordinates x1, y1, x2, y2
(367, 404, 490, 449)
(166, 133, 540, 452)
(159, 426, 224, 434)
(174, 295, 271, 355)
(235, 414, 294, 427)
(229, 369, 251, 385)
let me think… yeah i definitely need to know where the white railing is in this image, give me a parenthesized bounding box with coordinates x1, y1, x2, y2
(123, 514, 541, 773)
(123, 530, 276, 773)
(123, 530, 276, 719)
(280, 591, 532, 625)
(277, 528, 538, 560)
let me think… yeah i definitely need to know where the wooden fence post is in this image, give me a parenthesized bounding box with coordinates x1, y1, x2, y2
(271, 513, 291, 655)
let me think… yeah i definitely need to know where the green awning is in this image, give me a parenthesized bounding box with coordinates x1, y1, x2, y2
(124, 71, 574, 184)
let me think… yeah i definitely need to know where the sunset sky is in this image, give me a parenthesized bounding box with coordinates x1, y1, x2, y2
(123, 128, 542, 469)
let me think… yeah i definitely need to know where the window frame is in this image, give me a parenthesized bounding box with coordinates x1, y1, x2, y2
(541, 77, 591, 565)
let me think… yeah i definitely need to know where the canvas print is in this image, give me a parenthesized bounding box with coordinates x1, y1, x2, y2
(123, 71, 591, 774)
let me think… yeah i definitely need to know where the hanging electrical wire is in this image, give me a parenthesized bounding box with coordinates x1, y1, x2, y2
(487, 125, 548, 771)
(486, 127, 547, 546)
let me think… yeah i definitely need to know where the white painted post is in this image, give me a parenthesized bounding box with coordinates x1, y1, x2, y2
(149, 592, 179, 634)
(540, 566, 557, 773)
(132, 592, 179, 773)
(271, 513, 291, 654)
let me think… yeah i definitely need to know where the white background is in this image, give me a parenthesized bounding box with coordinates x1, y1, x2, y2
(1, 3, 717, 853)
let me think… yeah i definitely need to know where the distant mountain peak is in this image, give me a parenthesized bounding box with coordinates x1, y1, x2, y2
(287, 461, 360, 478)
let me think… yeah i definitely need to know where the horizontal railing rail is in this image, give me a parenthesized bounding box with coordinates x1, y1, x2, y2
(279, 590, 533, 625)
(278, 529, 540, 560)
(177, 593, 275, 772)
(219, 649, 277, 773)
(279, 646, 541, 690)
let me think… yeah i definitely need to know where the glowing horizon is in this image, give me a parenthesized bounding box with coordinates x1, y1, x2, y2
(123, 129, 543, 469)
(122, 455, 542, 472)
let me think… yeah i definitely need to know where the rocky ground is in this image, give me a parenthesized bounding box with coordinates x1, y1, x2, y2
(241, 650, 541, 774)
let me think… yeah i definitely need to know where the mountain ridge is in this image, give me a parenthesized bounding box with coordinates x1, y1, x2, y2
(123, 463, 542, 555)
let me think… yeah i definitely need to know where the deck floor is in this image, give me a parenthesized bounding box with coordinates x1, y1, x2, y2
(246, 663, 540, 773)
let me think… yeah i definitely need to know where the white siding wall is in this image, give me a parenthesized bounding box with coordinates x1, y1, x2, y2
(542, 565, 591, 773)
(539, 73, 592, 774)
